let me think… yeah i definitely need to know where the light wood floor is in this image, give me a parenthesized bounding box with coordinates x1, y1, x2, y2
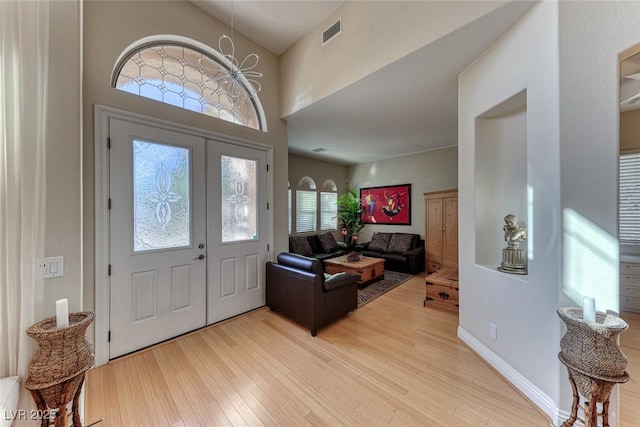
(620, 310, 640, 426)
(85, 276, 638, 426)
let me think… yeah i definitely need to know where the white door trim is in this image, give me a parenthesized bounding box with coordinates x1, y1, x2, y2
(93, 104, 274, 367)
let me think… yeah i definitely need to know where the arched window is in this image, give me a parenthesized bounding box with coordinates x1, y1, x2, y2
(111, 36, 266, 131)
(296, 176, 317, 233)
(320, 179, 338, 231)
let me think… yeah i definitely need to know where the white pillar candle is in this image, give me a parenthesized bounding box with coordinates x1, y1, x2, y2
(56, 298, 69, 329)
(583, 296, 596, 323)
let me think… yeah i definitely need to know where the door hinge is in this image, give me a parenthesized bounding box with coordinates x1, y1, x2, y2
(108, 198, 112, 209)
(107, 137, 111, 149)
(108, 264, 111, 276)
(108, 330, 111, 342)
(267, 202, 269, 210)
(267, 244, 270, 251)
(266, 164, 269, 172)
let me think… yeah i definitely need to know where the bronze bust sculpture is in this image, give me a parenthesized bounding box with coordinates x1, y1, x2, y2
(498, 214, 527, 275)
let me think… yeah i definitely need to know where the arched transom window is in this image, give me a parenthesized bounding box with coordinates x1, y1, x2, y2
(112, 40, 265, 131)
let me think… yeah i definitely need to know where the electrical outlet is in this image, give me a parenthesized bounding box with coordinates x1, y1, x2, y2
(489, 322, 497, 340)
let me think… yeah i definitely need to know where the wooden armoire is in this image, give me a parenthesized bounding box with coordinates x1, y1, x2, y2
(424, 190, 458, 273)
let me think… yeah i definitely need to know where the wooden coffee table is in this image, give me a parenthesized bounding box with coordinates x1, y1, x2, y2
(324, 255, 385, 286)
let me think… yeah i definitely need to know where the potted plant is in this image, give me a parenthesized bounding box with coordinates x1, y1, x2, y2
(337, 187, 364, 246)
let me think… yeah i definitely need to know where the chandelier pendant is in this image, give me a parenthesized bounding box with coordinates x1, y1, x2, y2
(216, 34, 262, 103)
(200, 0, 262, 109)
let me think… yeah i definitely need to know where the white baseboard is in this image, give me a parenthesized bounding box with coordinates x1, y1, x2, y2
(457, 326, 564, 426)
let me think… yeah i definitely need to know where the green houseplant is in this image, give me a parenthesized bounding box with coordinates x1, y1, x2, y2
(337, 187, 364, 245)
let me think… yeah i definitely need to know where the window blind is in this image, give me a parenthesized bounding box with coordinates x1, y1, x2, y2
(287, 189, 292, 234)
(620, 153, 640, 243)
(320, 192, 337, 231)
(296, 190, 317, 233)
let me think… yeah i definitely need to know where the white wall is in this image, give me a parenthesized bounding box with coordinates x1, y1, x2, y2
(559, 3, 640, 424)
(475, 100, 527, 267)
(44, 2, 83, 320)
(280, 1, 514, 118)
(289, 153, 349, 198)
(348, 146, 458, 242)
(82, 1, 288, 342)
(459, 2, 562, 422)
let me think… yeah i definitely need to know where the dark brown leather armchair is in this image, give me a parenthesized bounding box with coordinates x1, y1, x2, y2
(266, 253, 359, 336)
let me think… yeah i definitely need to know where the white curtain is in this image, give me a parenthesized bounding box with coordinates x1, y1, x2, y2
(0, 0, 49, 381)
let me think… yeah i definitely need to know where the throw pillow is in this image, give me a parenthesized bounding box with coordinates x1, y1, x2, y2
(290, 236, 313, 257)
(387, 233, 416, 253)
(368, 232, 392, 252)
(318, 232, 340, 253)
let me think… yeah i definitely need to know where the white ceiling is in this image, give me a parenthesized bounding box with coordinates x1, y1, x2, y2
(191, 0, 344, 55)
(192, 1, 535, 165)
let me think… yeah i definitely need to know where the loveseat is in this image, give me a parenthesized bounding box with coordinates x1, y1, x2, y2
(266, 252, 359, 336)
(356, 232, 425, 274)
(289, 232, 347, 262)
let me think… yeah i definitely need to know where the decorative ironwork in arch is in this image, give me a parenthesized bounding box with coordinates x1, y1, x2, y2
(111, 36, 267, 131)
(297, 176, 316, 190)
(322, 179, 337, 192)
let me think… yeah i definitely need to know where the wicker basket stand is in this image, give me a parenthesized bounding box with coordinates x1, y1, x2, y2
(557, 307, 630, 427)
(25, 311, 95, 427)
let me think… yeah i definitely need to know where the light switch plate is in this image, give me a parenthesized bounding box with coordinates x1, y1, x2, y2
(43, 256, 64, 279)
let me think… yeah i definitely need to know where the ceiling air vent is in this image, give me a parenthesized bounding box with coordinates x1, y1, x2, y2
(322, 18, 342, 46)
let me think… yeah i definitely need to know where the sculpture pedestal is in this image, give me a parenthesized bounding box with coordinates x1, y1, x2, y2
(498, 247, 527, 275)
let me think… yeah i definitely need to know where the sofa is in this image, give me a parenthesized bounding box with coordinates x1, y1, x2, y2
(289, 232, 347, 262)
(356, 232, 425, 274)
(266, 252, 359, 336)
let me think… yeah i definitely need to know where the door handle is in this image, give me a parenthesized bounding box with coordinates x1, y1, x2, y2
(194, 254, 205, 260)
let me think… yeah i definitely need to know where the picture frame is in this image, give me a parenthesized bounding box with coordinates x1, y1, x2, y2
(360, 184, 411, 225)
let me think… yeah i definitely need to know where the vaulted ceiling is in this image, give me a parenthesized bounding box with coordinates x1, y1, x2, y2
(192, 1, 535, 165)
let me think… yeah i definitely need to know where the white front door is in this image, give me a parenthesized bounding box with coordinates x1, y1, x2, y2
(207, 140, 269, 324)
(109, 119, 207, 358)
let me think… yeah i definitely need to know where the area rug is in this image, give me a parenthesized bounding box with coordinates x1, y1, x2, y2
(357, 271, 412, 307)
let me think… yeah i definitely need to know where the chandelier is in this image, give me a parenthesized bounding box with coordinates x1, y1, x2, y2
(201, 0, 262, 107)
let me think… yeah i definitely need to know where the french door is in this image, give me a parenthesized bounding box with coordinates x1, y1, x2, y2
(207, 141, 269, 324)
(109, 119, 207, 358)
(107, 116, 269, 359)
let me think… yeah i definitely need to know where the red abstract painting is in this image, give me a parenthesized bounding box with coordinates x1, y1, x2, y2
(360, 184, 411, 225)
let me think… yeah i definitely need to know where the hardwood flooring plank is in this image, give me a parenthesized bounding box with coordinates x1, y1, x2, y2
(620, 310, 640, 427)
(86, 275, 579, 426)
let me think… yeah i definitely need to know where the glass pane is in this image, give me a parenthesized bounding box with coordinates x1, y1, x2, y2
(221, 155, 257, 242)
(288, 189, 292, 234)
(320, 192, 337, 231)
(115, 45, 260, 130)
(133, 140, 190, 251)
(296, 190, 317, 233)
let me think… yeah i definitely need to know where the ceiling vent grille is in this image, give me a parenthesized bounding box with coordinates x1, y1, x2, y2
(322, 19, 342, 46)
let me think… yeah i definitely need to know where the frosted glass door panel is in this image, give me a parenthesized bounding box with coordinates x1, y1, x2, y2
(133, 140, 191, 252)
(221, 155, 257, 242)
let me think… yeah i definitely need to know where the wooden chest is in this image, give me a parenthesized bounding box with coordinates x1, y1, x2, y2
(324, 256, 385, 286)
(424, 267, 459, 312)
